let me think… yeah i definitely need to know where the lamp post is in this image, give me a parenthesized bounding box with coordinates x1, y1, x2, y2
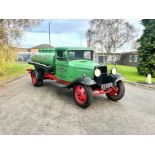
(49, 22, 51, 45)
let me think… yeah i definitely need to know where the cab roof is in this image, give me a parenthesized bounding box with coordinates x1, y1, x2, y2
(55, 47, 94, 51)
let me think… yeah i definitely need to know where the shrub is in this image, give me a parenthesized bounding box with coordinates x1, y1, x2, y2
(137, 20, 155, 78)
(0, 46, 16, 75)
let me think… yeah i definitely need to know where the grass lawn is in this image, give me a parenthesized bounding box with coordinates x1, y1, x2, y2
(108, 64, 155, 83)
(0, 61, 154, 84)
(0, 62, 33, 82)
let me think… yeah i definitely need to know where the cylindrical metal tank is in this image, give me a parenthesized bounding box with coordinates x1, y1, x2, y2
(31, 48, 56, 66)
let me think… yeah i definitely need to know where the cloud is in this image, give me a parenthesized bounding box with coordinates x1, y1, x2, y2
(21, 19, 144, 51)
(21, 32, 87, 48)
(31, 19, 90, 36)
(21, 19, 89, 47)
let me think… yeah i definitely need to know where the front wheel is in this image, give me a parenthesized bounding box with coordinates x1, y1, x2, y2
(73, 84, 93, 108)
(106, 80, 125, 101)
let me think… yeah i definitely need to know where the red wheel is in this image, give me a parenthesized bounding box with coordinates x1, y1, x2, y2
(106, 81, 125, 101)
(73, 84, 93, 108)
(31, 70, 43, 87)
(32, 73, 37, 85)
(75, 85, 87, 105)
(108, 85, 119, 96)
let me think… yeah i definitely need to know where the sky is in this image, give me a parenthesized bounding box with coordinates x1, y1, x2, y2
(21, 19, 89, 48)
(20, 19, 144, 51)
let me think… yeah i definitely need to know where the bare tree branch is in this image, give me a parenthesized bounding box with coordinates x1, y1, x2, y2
(86, 19, 137, 55)
(0, 19, 43, 46)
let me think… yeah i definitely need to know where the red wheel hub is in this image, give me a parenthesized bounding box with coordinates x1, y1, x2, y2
(31, 74, 37, 85)
(108, 85, 119, 96)
(75, 85, 87, 105)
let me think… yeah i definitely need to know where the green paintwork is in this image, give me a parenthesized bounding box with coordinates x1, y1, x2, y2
(55, 47, 94, 51)
(39, 48, 55, 53)
(31, 47, 97, 82)
(67, 60, 97, 81)
(32, 48, 55, 66)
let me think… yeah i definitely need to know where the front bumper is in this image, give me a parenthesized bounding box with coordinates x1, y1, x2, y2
(95, 74, 122, 87)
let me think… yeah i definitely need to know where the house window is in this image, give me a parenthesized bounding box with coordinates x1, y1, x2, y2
(134, 55, 138, 62)
(108, 55, 112, 61)
(98, 56, 103, 63)
(114, 55, 119, 62)
(129, 55, 132, 62)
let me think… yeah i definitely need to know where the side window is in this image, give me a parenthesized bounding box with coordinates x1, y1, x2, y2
(68, 51, 75, 59)
(57, 51, 67, 61)
(84, 51, 91, 59)
(129, 55, 132, 62)
(134, 55, 138, 62)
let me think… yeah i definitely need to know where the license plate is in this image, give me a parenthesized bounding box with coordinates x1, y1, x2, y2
(101, 82, 113, 89)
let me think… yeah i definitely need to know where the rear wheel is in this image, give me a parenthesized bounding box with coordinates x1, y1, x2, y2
(31, 70, 43, 87)
(106, 80, 125, 101)
(73, 84, 93, 108)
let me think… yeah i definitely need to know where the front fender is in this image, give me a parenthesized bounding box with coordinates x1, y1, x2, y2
(67, 77, 96, 88)
(106, 74, 122, 85)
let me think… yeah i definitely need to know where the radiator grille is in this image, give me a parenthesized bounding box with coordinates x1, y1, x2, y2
(94, 65, 107, 84)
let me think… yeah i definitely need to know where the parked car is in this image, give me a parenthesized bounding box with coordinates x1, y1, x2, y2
(16, 52, 32, 61)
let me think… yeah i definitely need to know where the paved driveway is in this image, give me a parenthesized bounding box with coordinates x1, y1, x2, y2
(0, 75, 155, 134)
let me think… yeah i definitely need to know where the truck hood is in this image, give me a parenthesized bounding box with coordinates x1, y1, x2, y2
(68, 60, 98, 70)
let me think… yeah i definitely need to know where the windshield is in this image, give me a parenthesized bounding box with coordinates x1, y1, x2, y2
(68, 50, 93, 60)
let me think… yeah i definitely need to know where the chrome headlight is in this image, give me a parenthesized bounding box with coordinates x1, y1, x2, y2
(111, 67, 117, 74)
(94, 68, 101, 77)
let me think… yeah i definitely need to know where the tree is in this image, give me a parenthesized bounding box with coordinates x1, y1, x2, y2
(86, 19, 137, 63)
(0, 19, 42, 46)
(131, 40, 140, 50)
(137, 19, 155, 78)
(86, 29, 92, 47)
(0, 19, 43, 75)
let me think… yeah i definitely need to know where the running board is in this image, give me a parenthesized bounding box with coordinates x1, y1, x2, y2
(50, 80, 67, 88)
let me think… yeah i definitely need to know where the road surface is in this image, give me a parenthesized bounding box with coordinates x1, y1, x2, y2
(0, 75, 155, 134)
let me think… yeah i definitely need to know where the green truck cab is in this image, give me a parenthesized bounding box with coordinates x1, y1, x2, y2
(28, 47, 125, 108)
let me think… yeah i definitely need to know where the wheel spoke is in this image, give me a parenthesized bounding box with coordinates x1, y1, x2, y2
(75, 85, 87, 105)
(109, 85, 119, 96)
(32, 75, 36, 84)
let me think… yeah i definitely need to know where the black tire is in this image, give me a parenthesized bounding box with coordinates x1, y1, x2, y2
(106, 80, 125, 101)
(31, 70, 43, 87)
(37, 80, 43, 86)
(73, 84, 93, 108)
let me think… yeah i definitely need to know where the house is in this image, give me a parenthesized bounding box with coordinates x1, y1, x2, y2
(119, 50, 139, 66)
(15, 47, 28, 53)
(94, 50, 139, 66)
(94, 52, 121, 64)
(15, 44, 54, 61)
(28, 44, 54, 52)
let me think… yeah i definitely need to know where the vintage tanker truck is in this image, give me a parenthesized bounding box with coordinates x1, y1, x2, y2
(27, 47, 125, 108)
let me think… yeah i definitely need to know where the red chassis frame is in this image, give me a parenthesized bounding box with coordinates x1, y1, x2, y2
(27, 69, 118, 96)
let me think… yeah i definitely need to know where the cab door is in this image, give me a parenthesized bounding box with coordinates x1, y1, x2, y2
(55, 50, 68, 81)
